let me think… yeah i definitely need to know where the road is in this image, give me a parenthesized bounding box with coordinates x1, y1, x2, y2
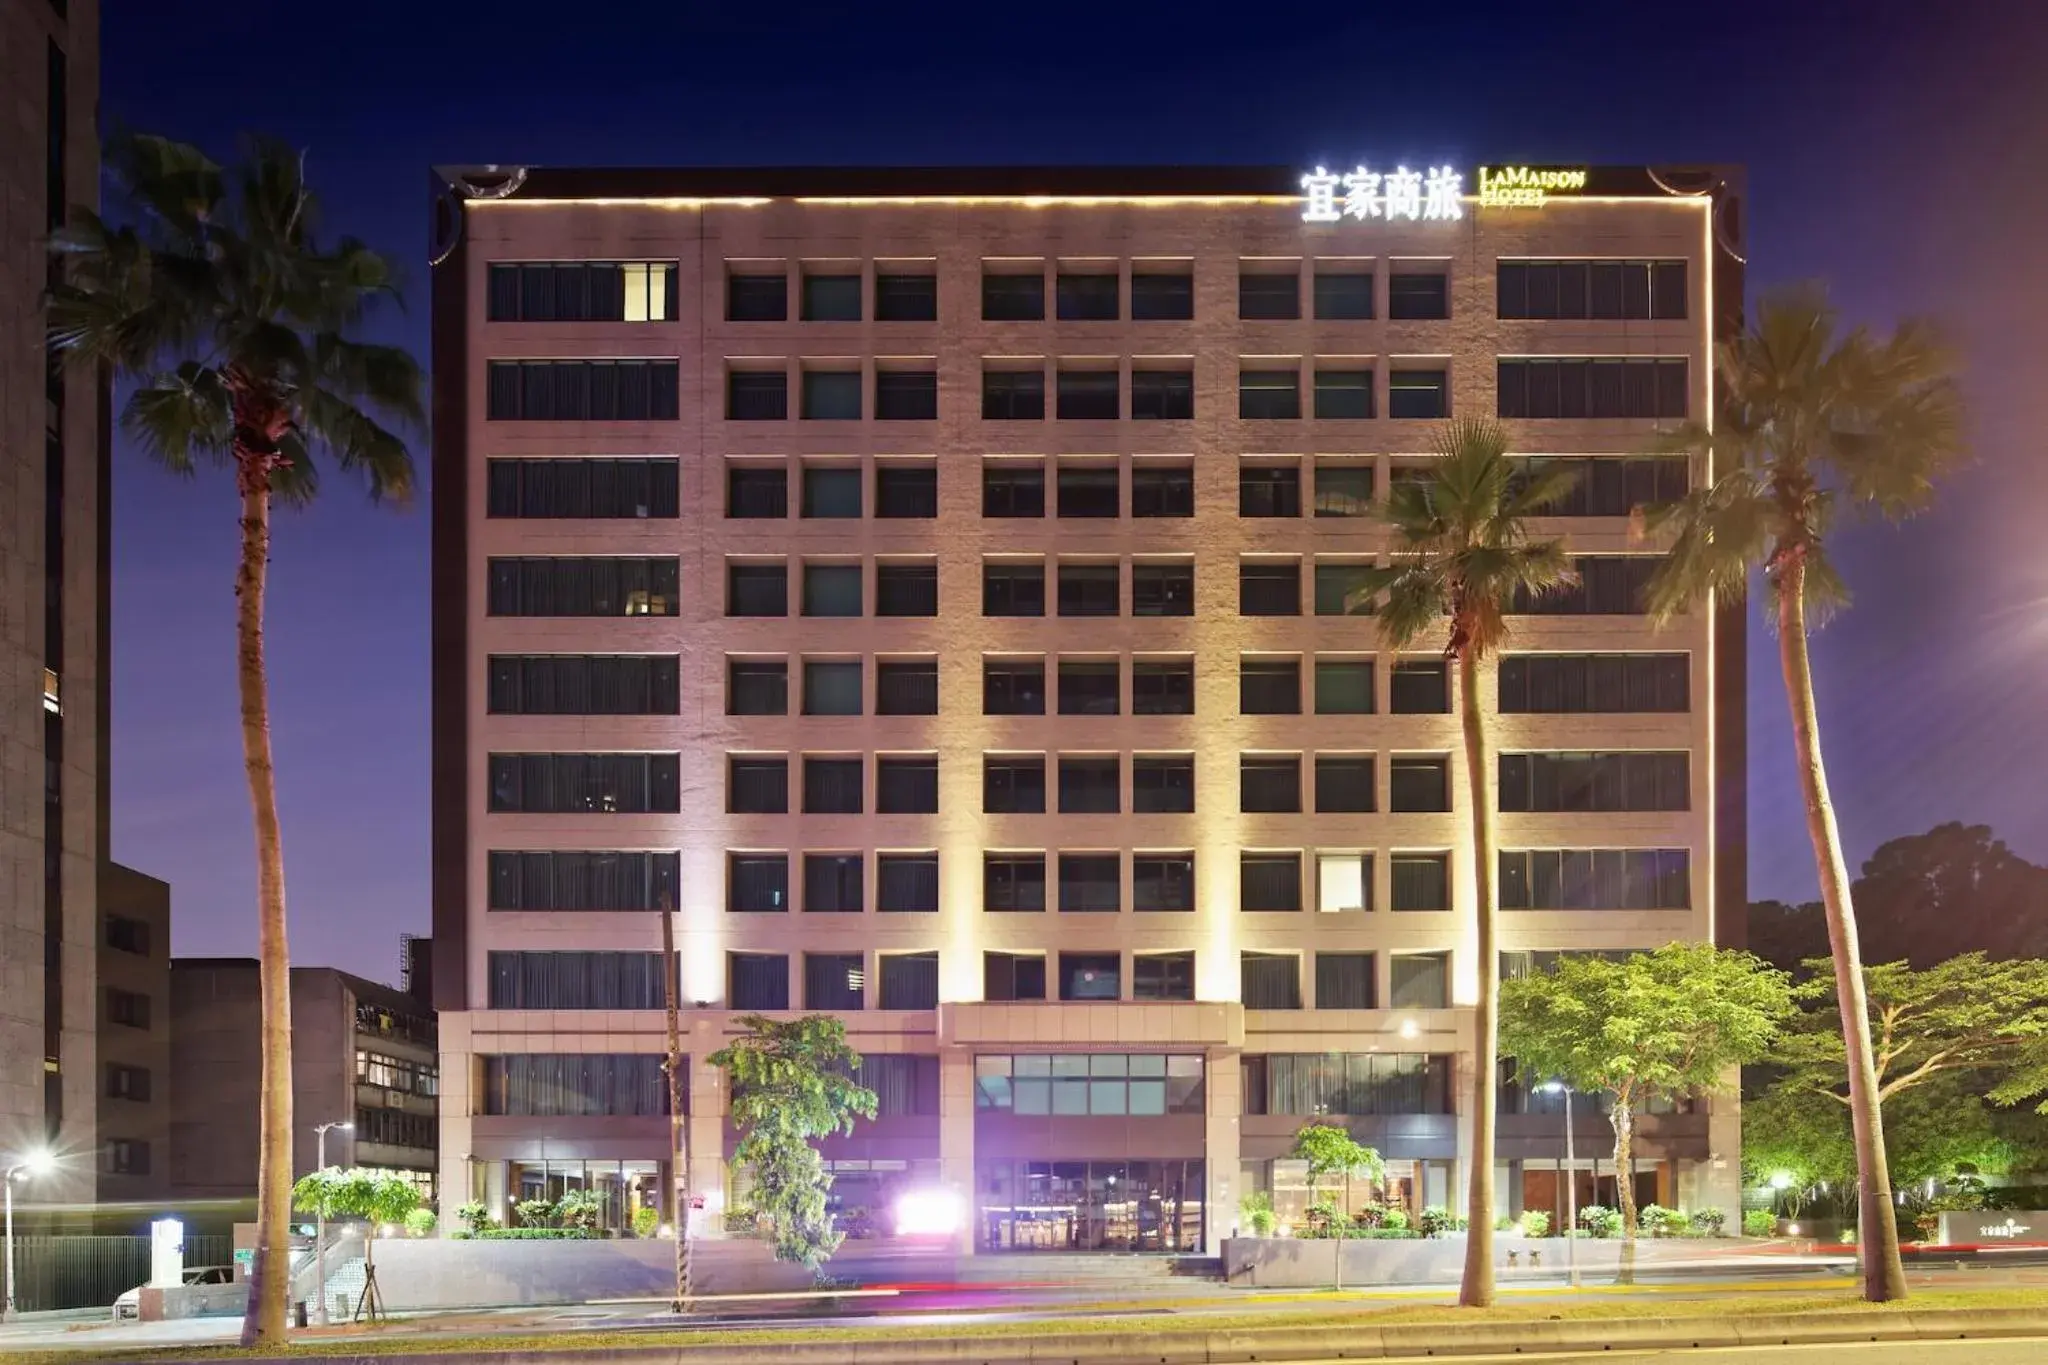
(1338, 1343, 2048, 1364)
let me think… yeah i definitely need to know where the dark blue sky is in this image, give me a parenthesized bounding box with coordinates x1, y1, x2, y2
(103, 1, 2048, 979)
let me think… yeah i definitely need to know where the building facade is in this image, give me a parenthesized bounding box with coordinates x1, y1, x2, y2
(1, 0, 105, 1206)
(430, 164, 1746, 1249)
(97, 863, 171, 1206)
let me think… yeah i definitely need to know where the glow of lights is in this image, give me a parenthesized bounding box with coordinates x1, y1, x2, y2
(893, 1188, 964, 1239)
(1398, 1018, 1421, 1040)
(657, 1224, 673, 1239)
(1768, 1171, 1794, 1190)
(1475, 166, 1590, 209)
(1786, 1222, 1800, 1236)
(9, 1151, 55, 1179)
(1301, 166, 1463, 224)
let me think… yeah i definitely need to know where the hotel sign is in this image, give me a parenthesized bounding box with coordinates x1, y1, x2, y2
(1476, 166, 1590, 208)
(1300, 166, 1464, 223)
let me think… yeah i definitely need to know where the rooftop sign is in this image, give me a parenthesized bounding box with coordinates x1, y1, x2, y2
(1300, 166, 1463, 223)
(1476, 165, 1590, 208)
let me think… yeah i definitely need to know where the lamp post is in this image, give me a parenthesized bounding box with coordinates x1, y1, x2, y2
(1538, 1082, 1578, 1289)
(311, 1121, 353, 1326)
(4, 1151, 56, 1322)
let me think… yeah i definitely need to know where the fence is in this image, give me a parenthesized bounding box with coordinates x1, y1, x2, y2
(7, 1234, 233, 1312)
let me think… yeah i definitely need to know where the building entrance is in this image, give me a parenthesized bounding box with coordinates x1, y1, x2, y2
(976, 1159, 1204, 1252)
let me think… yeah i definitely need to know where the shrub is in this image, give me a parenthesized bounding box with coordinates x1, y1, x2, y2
(1495, 1215, 1518, 1232)
(514, 1198, 556, 1229)
(1380, 1207, 1410, 1233)
(472, 1226, 591, 1240)
(1301, 1198, 1346, 1238)
(403, 1207, 437, 1238)
(1519, 1209, 1551, 1238)
(1640, 1204, 1688, 1238)
(1351, 1201, 1388, 1230)
(1578, 1204, 1622, 1239)
(1417, 1206, 1456, 1238)
(1239, 1190, 1277, 1237)
(725, 1204, 763, 1236)
(555, 1189, 605, 1235)
(1689, 1207, 1727, 1237)
(456, 1201, 492, 1236)
(632, 1205, 661, 1239)
(1743, 1208, 1776, 1238)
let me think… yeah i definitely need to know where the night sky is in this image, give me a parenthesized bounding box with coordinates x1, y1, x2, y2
(101, 1, 2048, 980)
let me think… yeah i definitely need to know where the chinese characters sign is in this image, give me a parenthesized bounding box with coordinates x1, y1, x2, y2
(1301, 165, 1463, 223)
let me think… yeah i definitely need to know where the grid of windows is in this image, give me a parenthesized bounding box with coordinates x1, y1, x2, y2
(487, 262, 678, 322)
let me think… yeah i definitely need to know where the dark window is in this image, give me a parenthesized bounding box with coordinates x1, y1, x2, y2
(1313, 271, 1374, 320)
(1314, 370, 1375, 419)
(1500, 848, 1692, 910)
(1059, 853, 1121, 911)
(1131, 464, 1194, 517)
(1498, 653, 1689, 713)
(984, 756, 1047, 814)
(802, 371, 862, 421)
(727, 465, 788, 518)
(1391, 856, 1450, 913)
(983, 659, 1046, 715)
(1239, 370, 1301, 420)
(1131, 270, 1194, 320)
(1132, 562, 1194, 617)
(1134, 854, 1195, 911)
(727, 757, 788, 814)
(480, 1055, 673, 1118)
(105, 1063, 153, 1102)
(1239, 272, 1300, 320)
(1512, 557, 1661, 615)
(1132, 755, 1195, 813)
(1496, 358, 1687, 420)
(1497, 751, 1690, 812)
(983, 462, 1046, 516)
(1511, 456, 1690, 516)
(487, 951, 670, 1009)
(484, 360, 680, 421)
(1496, 259, 1687, 321)
(876, 370, 938, 420)
(1242, 952, 1302, 1010)
(1056, 370, 1119, 420)
(727, 660, 788, 715)
(1316, 953, 1376, 1010)
(1241, 854, 1302, 912)
(1390, 756, 1450, 813)
(985, 952, 1047, 1001)
(879, 954, 940, 1011)
(1240, 756, 1301, 813)
(876, 272, 937, 321)
(801, 465, 862, 517)
(803, 563, 863, 617)
(802, 274, 862, 321)
(728, 273, 787, 321)
(983, 562, 1046, 616)
(1132, 660, 1194, 716)
(1314, 562, 1375, 616)
(728, 953, 789, 1010)
(1057, 464, 1120, 517)
(1130, 369, 1194, 420)
(1133, 952, 1194, 1001)
(1056, 272, 1119, 321)
(106, 988, 151, 1029)
(1057, 563, 1120, 617)
(877, 756, 939, 814)
(487, 458, 681, 519)
(487, 557, 680, 617)
(876, 659, 939, 715)
(101, 1140, 152, 1176)
(485, 850, 681, 912)
(1240, 658, 1301, 715)
(1059, 757, 1120, 814)
(876, 563, 939, 617)
(1315, 660, 1376, 714)
(877, 854, 941, 913)
(486, 261, 677, 323)
(983, 369, 1046, 420)
(986, 855, 1047, 912)
(1388, 369, 1448, 419)
(727, 370, 788, 421)
(1240, 465, 1301, 517)
(1388, 271, 1449, 320)
(804, 856, 864, 914)
(1389, 951, 1450, 1005)
(876, 463, 938, 518)
(1060, 952, 1120, 1001)
(1315, 756, 1376, 813)
(486, 753, 682, 814)
(105, 915, 152, 956)
(1239, 561, 1301, 616)
(983, 272, 1045, 321)
(1058, 660, 1121, 716)
(1391, 660, 1449, 713)
(803, 757, 864, 814)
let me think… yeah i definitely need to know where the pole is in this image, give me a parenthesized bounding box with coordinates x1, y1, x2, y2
(4, 1171, 16, 1323)
(1563, 1087, 1579, 1289)
(314, 1128, 328, 1326)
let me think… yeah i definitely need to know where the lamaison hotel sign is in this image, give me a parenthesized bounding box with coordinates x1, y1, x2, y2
(1298, 163, 1591, 221)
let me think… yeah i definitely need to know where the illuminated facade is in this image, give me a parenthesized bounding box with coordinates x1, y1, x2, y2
(428, 165, 1747, 1249)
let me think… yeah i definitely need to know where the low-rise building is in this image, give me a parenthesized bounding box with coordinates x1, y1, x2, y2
(96, 863, 171, 1206)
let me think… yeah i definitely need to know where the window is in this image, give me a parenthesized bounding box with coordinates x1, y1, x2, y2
(802, 273, 862, 321)
(487, 261, 679, 322)
(1240, 464, 1301, 517)
(984, 756, 1046, 814)
(876, 563, 938, 616)
(357, 1050, 438, 1096)
(1057, 463, 1120, 517)
(1239, 369, 1301, 419)
(488, 458, 681, 519)
(1056, 271, 1119, 320)
(982, 368, 1046, 420)
(1060, 952, 1120, 1001)
(728, 659, 788, 715)
(804, 855, 864, 913)
(105, 1063, 152, 1102)
(1058, 660, 1120, 716)
(875, 463, 938, 518)
(1390, 756, 1450, 812)
(1134, 854, 1195, 911)
(1239, 271, 1300, 320)
(1058, 562, 1120, 617)
(1240, 756, 1300, 813)
(352, 1108, 435, 1150)
(102, 1139, 151, 1176)
(1389, 951, 1450, 1006)
(729, 953, 789, 1011)
(480, 1055, 670, 1117)
(1240, 658, 1301, 715)
(486, 753, 682, 814)
(1314, 370, 1375, 419)
(1315, 756, 1376, 813)
(727, 465, 788, 518)
(728, 855, 790, 912)
(728, 272, 787, 321)
(1132, 562, 1194, 616)
(803, 756, 864, 814)
(1239, 561, 1301, 615)
(1497, 751, 1691, 812)
(1132, 270, 1194, 320)
(1500, 848, 1692, 910)
(1133, 952, 1194, 1001)
(1056, 369, 1119, 420)
(1317, 953, 1376, 1010)
(1390, 660, 1449, 713)
(487, 557, 679, 617)
(488, 655, 682, 716)
(1132, 755, 1195, 814)
(1314, 270, 1374, 320)
(879, 954, 940, 1011)
(977, 1053, 1205, 1115)
(1242, 1052, 1451, 1116)
(877, 854, 940, 913)
(1513, 557, 1661, 615)
(1388, 369, 1448, 419)
(1131, 463, 1194, 516)
(1391, 856, 1450, 913)
(802, 370, 862, 421)
(107, 988, 151, 1029)
(983, 461, 1045, 516)
(876, 659, 939, 715)
(1512, 456, 1689, 516)
(1059, 853, 1121, 911)
(802, 563, 863, 617)
(1241, 853, 1302, 912)
(876, 369, 938, 420)
(728, 757, 789, 814)
(983, 271, 1045, 321)
(1317, 852, 1371, 912)
(1242, 952, 1302, 1010)
(1314, 561, 1375, 616)
(105, 915, 151, 956)
(726, 369, 788, 420)
(1315, 659, 1376, 715)
(1388, 271, 1449, 320)
(1496, 259, 1687, 321)
(1496, 358, 1688, 420)
(1498, 653, 1689, 713)
(487, 951, 669, 1009)
(484, 360, 681, 421)
(985, 953, 1047, 1002)
(486, 850, 681, 912)
(986, 854, 1047, 912)
(983, 561, 1046, 616)
(1059, 756, 1120, 813)
(876, 271, 937, 321)
(984, 659, 1045, 715)
(876, 756, 939, 813)
(1132, 659, 1194, 715)
(1131, 369, 1194, 419)
(803, 660, 862, 715)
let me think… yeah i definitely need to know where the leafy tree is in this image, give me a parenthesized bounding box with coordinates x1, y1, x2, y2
(1361, 416, 1577, 1305)
(290, 1167, 421, 1298)
(49, 134, 421, 1347)
(1852, 825, 2048, 967)
(1291, 1124, 1385, 1220)
(1499, 943, 1794, 1239)
(1749, 899, 1829, 975)
(1646, 285, 1964, 1301)
(709, 1015, 877, 1270)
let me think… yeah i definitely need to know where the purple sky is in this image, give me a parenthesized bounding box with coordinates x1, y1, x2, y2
(101, 1, 2048, 980)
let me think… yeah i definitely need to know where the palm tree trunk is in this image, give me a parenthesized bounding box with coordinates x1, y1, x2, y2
(660, 905, 689, 1311)
(1457, 648, 1497, 1307)
(234, 481, 295, 1348)
(1776, 561, 1907, 1302)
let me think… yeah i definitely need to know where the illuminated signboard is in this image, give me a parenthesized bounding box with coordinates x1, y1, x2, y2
(1476, 166, 1590, 208)
(1300, 165, 1463, 223)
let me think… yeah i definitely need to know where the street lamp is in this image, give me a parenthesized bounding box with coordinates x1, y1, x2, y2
(1537, 1082, 1579, 1290)
(312, 1121, 353, 1326)
(4, 1151, 57, 1323)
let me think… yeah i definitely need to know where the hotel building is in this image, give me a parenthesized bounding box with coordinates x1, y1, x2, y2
(428, 163, 1746, 1250)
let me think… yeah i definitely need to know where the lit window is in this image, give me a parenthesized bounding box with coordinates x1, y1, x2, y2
(43, 668, 60, 713)
(621, 263, 672, 322)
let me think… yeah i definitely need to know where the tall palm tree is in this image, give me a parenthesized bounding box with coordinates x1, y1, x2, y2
(1645, 286, 1963, 1303)
(47, 133, 422, 1346)
(1363, 418, 1577, 1307)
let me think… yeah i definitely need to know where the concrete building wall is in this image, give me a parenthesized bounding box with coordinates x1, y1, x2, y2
(97, 863, 172, 1205)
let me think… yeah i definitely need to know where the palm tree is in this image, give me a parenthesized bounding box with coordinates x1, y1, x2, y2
(1645, 286, 1963, 1302)
(47, 133, 422, 1346)
(1363, 418, 1578, 1307)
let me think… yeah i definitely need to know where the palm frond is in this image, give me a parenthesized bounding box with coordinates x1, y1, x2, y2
(1376, 568, 1450, 651)
(122, 364, 233, 475)
(298, 386, 417, 505)
(311, 335, 426, 431)
(1828, 318, 1966, 519)
(1643, 472, 1774, 622)
(1788, 545, 1853, 625)
(103, 131, 222, 247)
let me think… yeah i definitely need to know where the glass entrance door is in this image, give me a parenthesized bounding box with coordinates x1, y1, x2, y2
(978, 1159, 1204, 1252)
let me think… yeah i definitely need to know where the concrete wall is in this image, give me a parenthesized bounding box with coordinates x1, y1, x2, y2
(370, 1239, 818, 1309)
(1222, 1234, 1741, 1287)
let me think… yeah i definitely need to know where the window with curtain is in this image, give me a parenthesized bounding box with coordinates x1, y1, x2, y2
(729, 953, 789, 1010)
(1496, 259, 1686, 320)
(486, 952, 669, 1009)
(1496, 358, 1687, 420)
(1497, 751, 1690, 812)
(1241, 853, 1302, 912)
(1316, 953, 1376, 1009)
(1243, 1053, 1453, 1116)
(1389, 951, 1450, 1007)
(876, 757, 939, 814)
(487, 655, 680, 716)
(1390, 854, 1450, 912)
(1511, 556, 1662, 615)
(480, 1054, 674, 1116)
(877, 854, 940, 913)
(1497, 653, 1689, 713)
(804, 953, 866, 1010)
(485, 851, 680, 912)
(876, 660, 939, 715)
(803, 757, 864, 814)
(486, 753, 681, 814)
(728, 855, 789, 912)
(1240, 658, 1302, 715)
(487, 262, 680, 323)
(1499, 848, 1691, 910)
(486, 557, 680, 617)
(857, 1053, 940, 1113)
(726, 757, 788, 814)
(485, 360, 680, 420)
(1132, 660, 1194, 715)
(1242, 952, 1303, 1009)
(1132, 756, 1195, 813)
(727, 660, 788, 715)
(726, 562, 789, 616)
(1130, 369, 1194, 419)
(985, 854, 1047, 912)
(877, 956, 940, 1012)
(803, 854, 864, 913)
(875, 463, 938, 518)
(486, 458, 681, 519)
(1132, 952, 1194, 1001)
(803, 564, 863, 617)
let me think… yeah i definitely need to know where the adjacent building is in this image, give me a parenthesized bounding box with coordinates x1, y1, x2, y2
(96, 863, 171, 1205)
(429, 163, 1747, 1249)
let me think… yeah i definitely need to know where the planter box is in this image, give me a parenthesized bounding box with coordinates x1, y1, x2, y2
(1221, 1235, 1736, 1287)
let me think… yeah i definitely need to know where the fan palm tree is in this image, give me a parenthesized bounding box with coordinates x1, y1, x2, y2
(1645, 286, 1963, 1302)
(47, 133, 422, 1346)
(1362, 418, 1578, 1307)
